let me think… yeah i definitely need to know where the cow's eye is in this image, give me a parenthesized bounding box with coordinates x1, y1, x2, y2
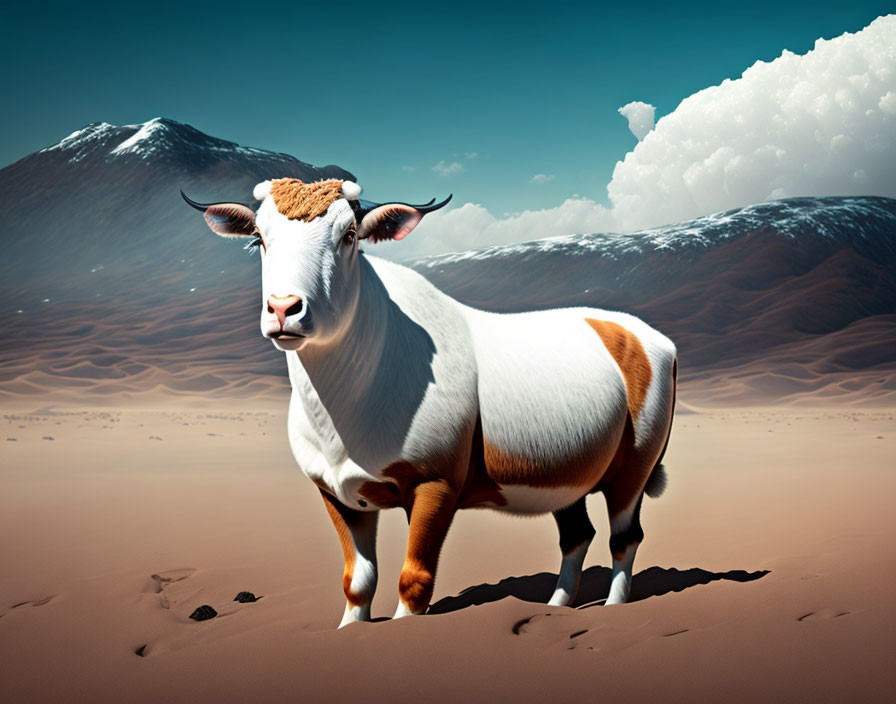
(342, 228, 356, 247)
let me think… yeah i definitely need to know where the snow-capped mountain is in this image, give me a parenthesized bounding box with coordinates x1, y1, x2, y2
(0, 117, 353, 294)
(416, 197, 896, 267)
(408, 196, 896, 403)
(0, 119, 893, 405)
(38, 117, 327, 169)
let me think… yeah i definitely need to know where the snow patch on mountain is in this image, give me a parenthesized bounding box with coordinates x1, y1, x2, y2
(36, 117, 290, 165)
(414, 196, 896, 268)
(39, 122, 118, 163)
(109, 117, 168, 157)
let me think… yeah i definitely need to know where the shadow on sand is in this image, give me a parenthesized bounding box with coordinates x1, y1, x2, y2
(429, 566, 769, 615)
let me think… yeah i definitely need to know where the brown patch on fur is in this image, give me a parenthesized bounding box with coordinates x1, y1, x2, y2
(358, 480, 402, 509)
(398, 479, 458, 614)
(585, 319, 652, 420)
(269, 178, 344, 222)
(601, 357, 676, 520)
(319, 490, 375, 607)
(482, 434, 620, 490)
(359, 461, 461, 614)
(593, 411, 636, 495)
(458, 415, 507, 508)
(359, 461, 426, 510)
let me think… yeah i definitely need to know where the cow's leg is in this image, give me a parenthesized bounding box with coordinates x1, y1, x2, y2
(548, 496, 595, 606)
(605, 491, 644, 605)
(319, 489, 379, 628)
(394, 479, 458, 618)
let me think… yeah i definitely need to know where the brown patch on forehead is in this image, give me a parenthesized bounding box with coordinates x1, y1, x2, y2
(269, 178, 344, 222)
(585, 319, 652, 420)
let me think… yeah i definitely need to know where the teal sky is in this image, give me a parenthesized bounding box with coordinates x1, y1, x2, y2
(0, 0, 890, 212)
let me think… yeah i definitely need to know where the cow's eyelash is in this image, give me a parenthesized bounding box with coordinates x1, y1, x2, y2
(244, 234, 264, 253)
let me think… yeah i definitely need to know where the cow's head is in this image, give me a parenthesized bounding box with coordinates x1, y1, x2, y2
(183, 179, 449, 351)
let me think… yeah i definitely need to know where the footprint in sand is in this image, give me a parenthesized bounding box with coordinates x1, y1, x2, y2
(1, 595, 55, 618)
(146, 568, 197, 609)
(797, 609, 851, 622)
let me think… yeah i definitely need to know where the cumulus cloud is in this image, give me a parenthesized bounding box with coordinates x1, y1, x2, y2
(380, 15, 896, 259)
(609, 14, 896, 230)
(618, 101, 656, 141)
(530, 173, 556, 184)
(432, 160, 465, 176)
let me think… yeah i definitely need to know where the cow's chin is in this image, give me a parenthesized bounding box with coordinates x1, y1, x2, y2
(271, 336, 308, 352)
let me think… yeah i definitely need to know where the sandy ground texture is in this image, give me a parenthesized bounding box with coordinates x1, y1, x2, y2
(1, 403, 894, 703)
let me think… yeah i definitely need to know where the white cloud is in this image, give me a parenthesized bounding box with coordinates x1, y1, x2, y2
(530, 173, 556, 184)
(379, 15, 896, 259)
(375, 198, 613, 259)
(609, 14, 896, 230)
(618, 101, 656, 141)
(465, 152, 479, 160)
(401, 165, 416, 172)
(433, 160, 465, 176)
(880, 91, 896, 115)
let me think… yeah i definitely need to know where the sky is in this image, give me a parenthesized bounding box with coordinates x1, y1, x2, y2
(1, 1, 893, 256)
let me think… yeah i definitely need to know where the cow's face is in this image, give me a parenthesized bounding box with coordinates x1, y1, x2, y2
(184, 179, 449, 352)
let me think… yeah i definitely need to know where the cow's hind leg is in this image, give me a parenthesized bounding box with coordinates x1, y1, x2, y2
(605, 491, 644, 605)
(319, 490, 379, 628)
(548, 496, 596, 607)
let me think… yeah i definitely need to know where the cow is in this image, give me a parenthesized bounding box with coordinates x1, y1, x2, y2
(183, 178, 677, 628)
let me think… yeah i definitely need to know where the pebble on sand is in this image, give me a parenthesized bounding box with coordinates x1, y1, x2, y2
(188, 605, 217, 621)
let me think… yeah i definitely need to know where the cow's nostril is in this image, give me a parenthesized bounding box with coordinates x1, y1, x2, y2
(267, 295, 304, 328)
(284, 298, 304, 318)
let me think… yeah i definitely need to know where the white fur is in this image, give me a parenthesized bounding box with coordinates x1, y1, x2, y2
(548, 539, 592, 607)
(233, 196, 676, 623)
(339, 603, 369, 628)
(393, 601, 416, 619)
(253, 180, 272, 201)
(605, 497, 643, 606)
(341, 181, 362, 200)
(606, 543, 638, 605)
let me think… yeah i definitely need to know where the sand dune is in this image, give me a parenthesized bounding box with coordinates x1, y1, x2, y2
(1, 405, 893, 702)
(3, 196, 894, 408)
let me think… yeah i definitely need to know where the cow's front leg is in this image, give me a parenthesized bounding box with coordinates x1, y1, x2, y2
(394, 479, 458, 618)
(319, 489, 379, 628)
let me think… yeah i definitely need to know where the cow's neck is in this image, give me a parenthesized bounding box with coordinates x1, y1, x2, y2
(289, 256, 391, 428)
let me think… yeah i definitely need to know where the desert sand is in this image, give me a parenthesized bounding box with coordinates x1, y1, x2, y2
(1, 396, 894, 703)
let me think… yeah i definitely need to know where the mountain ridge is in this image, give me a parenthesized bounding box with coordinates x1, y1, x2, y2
(0, 118, 893, 406)
(0, 117, 354, 294)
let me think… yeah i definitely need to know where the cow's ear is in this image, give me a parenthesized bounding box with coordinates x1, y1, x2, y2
(357, 204, 423, 243)
(356, 195, 452, 243)
(181, 191, 257, 238)
(201, 203, 257, 238)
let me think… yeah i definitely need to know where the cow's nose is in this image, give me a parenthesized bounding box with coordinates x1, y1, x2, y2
(267, 295, 304, 328)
